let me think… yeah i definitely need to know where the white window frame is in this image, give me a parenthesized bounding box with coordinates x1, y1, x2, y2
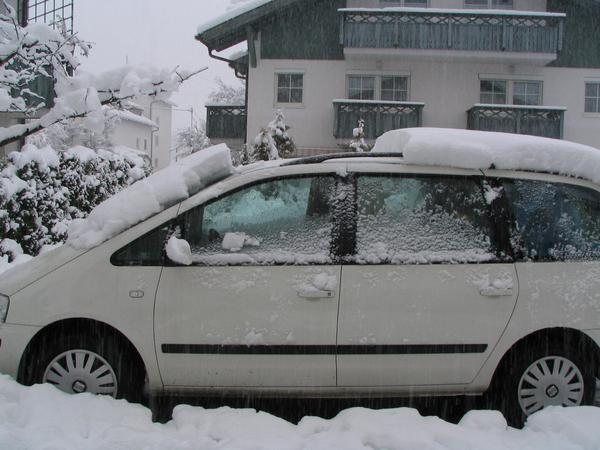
(346, 72, 411, 102)
(464, 0, 514, 9)
(584, 81, 600, 114)
(479, 76, 544, 106)
(379, 0, 429, 7)
(274, 71, 305, 107)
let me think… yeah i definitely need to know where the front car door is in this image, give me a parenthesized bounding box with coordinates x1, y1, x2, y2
(337, 164, 519, 389)
(154, 170, 343, 389)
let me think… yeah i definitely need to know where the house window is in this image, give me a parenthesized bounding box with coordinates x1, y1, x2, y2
(380, 0, 428, 6)
(381, 76, 409, 101)
(585, 82, 600, 113)
(277, 73, 303, 104)
(348, 76, 376, 100)
(513, 81, 542, 106)
(136, 137, 140, 150)
(480, 80, 507, 104)
(465, 0, 513, 8)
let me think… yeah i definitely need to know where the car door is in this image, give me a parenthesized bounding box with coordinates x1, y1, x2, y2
(337, 164, 519, 387)
(154, 173, 342, 388)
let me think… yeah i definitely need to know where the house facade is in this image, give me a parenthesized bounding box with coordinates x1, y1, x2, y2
(198, 0, 600, 155)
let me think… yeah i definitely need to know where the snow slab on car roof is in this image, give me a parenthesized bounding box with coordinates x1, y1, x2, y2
(373, 128, 600, 183)
(67, 144, 234, 250)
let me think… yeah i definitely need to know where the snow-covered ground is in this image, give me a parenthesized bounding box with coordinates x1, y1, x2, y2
(0, 375, 599, 450)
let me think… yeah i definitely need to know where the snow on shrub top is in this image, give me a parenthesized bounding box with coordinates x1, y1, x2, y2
(373, 128, 600, 184)
(67, 144, 235, 250)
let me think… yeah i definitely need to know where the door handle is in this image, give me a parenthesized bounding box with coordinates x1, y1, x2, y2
(479, 286, 513, 297)
(297, 289, 335, 299)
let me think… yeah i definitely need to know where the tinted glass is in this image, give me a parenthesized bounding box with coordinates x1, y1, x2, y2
(111, 221, 173, 266)
(353, 175, 496, 264)
(182, 176, 336, 265)
(504, 179, 600, 261)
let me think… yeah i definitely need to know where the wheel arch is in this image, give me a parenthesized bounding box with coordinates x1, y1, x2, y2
(490, 326, 600, 388)
(17, 317, 147, 386)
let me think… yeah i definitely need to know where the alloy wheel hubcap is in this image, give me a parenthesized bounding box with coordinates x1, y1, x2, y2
(518, 356, 584, 416)
(43, 349, 118, 397)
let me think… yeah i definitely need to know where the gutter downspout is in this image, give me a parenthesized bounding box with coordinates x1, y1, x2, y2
(207, 49, 248, 80)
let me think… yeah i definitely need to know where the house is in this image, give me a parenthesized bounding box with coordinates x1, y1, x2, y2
(197, 0, 600, 155)
(111, 98, 174, 171)
(0, 0, 71, 156)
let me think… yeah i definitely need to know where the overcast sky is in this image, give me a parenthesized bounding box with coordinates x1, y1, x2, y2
(74, 0, 247, 132)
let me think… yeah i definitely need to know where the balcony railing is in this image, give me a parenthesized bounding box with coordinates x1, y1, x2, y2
(467, 104, 565, 139)
(333, 100, 424, 140)
(340, 8, 564, 54)
(206, 104, 246, 140)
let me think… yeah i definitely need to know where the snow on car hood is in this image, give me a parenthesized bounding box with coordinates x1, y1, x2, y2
(67, 144, 235, 250)
(0, 244, 84, 296)
(373, 128, 600, 184)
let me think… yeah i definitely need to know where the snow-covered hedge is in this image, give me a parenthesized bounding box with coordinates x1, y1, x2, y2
(0, 144, 149, 260)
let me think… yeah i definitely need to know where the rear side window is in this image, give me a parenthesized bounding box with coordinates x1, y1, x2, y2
(181, 176, 337, 265)
(353, 175, 496, 264)
(503, 179, 600, 261)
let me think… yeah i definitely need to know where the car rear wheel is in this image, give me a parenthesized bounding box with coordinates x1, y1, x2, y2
(25, 332, 144, 402)
(491, 344, 596, 427)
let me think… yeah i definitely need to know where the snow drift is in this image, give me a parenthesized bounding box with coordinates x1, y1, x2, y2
(373, 128, 600, 184)
(67, 144, 235, 250)
(0, 375, 599, 450)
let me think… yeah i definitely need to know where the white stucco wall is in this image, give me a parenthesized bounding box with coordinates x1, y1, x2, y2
(111, 120, 153, 155)
(248, 57, 600, 151)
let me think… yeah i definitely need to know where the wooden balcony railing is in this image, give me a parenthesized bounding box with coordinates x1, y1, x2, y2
(333, 100, 424, 140)
(467, 104, 565, 139)
(340, 9, 564, 54)
(206, 104, 246, 140)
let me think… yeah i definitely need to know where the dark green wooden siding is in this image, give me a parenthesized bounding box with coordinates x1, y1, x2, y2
(261, 0, 344, 60)
(548, 0, 600, 68)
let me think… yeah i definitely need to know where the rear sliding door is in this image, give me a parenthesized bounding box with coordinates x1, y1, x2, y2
(337, 169, 518, 387)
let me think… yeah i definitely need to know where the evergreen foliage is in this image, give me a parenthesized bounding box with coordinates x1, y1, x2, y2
(244, 110, 296, 164)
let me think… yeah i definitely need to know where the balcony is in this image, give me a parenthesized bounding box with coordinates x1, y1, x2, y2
(333, 100, 424, 140)
(467, 104, 565, 139)
(339, 8, 565, 64)
(205, 104, 247, 140)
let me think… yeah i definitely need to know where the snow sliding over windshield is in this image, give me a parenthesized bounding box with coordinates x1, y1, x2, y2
(67, 144, 234, 250)
(372, 128, 600, 184)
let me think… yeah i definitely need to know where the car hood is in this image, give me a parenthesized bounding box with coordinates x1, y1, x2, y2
(0, 245, 85, 296)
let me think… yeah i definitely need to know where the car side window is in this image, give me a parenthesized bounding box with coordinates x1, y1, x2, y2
(503, 179, 600, 261)
(180, 176, 336, 265)
(111, 221, 173, 266)
(353, 175, 496, 264)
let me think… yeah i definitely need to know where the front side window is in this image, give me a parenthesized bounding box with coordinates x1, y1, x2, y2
(513, 81, 542, 106)
(480, 80, 507, 104)
(348, 75, 375, 100)
(181, 176, 336, 265)
(381, 76, 408, 101)
(277, 73, 303, 104)
(585, 82, 600, 113)
(353, 175, 496, 264)
(504, 179, 600, 261)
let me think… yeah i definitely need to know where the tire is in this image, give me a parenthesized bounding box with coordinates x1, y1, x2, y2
(23, 331, 145, 403)
(490, 341, 596, 427)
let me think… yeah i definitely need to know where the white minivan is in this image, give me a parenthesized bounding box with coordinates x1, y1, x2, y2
(0, 129, 599, 426)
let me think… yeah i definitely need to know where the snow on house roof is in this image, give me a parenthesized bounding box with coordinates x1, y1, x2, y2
(67, 144, 235, 250)
(116, 110, 158, 128)
(372, 128, 600, 184)
(197, 0, 275, 36)
(339, 7, 566, 17)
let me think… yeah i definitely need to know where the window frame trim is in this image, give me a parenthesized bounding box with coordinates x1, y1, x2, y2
(274, 70, 305, 107)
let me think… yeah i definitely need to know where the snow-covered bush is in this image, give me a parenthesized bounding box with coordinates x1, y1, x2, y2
(244, 110, 296, 164)
(174, 119, 211, 161)
(208, 78, 245, 105)
(0, 145, 149, 257)
(349, 119, 372, 153)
